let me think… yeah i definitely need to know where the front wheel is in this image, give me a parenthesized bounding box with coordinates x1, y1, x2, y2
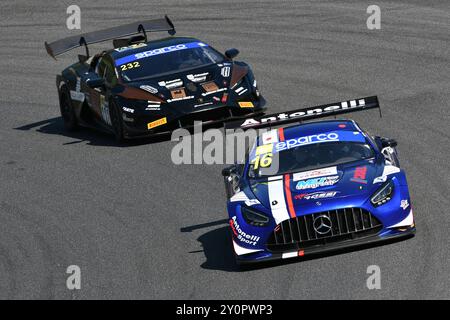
(59, 85, 78, 131)
(109, 99, 125, 143)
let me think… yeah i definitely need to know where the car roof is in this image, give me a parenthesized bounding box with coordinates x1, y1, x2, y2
(110, 36, 202, 60)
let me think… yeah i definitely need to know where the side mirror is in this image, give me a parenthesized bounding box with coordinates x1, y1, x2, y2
(225, 48, 239, 60)
(86, 76, 105, 89)
(222, 165, 241, 199)
(381, 138, 398, 148)
(222, 165, 237, 177)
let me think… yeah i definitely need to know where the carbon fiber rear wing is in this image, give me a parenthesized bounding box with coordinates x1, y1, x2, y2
(225, 96, 381, 130)
(45, 15, 175, 59)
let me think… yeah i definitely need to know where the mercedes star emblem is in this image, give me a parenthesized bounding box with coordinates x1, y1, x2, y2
(313, 215, 332, 234)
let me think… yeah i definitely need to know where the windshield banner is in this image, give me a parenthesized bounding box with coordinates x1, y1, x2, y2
(115, 42, 208, 66)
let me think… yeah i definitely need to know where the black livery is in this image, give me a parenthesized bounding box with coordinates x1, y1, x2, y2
(45, 16, 265, 141)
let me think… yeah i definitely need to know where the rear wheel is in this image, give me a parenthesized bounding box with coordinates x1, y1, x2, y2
(109, 99, 125, 143)
(59, 85, 78, 131)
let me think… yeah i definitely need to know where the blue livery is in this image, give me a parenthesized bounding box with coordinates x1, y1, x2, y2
(223, 114, 415, 265)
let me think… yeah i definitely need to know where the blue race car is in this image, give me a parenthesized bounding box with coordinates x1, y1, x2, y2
(222, 96, 415, 265)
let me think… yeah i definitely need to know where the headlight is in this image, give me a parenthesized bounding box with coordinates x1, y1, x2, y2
(371, 180, 394, 207)
(241, 206, 269, 227)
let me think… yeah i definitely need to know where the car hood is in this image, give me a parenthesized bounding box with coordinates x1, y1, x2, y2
(249, 159, 385, 211)
(125, 62, 232, 109)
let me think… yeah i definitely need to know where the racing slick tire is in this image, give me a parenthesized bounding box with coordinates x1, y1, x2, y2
(59, 85, 78, 131)
(109, 99, 125, 143)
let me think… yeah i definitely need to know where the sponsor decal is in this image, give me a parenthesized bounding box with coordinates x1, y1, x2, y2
(158, 79, 183, 89)
(229, 216, 260, 246)
(140, 85, 158, 94)
(275, 132, 340, 152)
(350, 166, 368, 184)
(70, 90, 85, 102)
(170, 88, 186, 99)
(400, 199, 409, 210)
(194, 102, 213, 108)
(238, 101, 254, 108)
(295, 175, 340, 190)
(221, 66, 231, 77)
(255, 144, 273, 156)
(293, 166, 338, 181)
(202, 82, 219, 92)
(201, 87, 227, 96)
(122, 107, 134, 113)
(294, 191, 339, 200)
(167, 88, 194, 102)
(261, 129, 278, 144)
(239, 98, 368, 128)
(167, 96, 194, 103)
(145, 104, 161, 111)
(221, 93, 228, 103)
(187, 72, 208, 83)
(147, 117, 167, 129)
(70, 77, 85, 102)
(114, 42, 208, 66)
(238, 89, 248, 96)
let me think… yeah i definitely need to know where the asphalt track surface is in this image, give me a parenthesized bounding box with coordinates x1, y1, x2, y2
(0, 0, 449, 299)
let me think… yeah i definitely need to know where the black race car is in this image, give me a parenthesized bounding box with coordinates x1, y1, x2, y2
(45, 16, 265, 142)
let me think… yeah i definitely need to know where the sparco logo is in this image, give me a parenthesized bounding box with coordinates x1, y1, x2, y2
(275, 132, 339, 152)
(230, 216, 260, 246)
(135, 44, 187, 59)
(240, 99, 366, 128)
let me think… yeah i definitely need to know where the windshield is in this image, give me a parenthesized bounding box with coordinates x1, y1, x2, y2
(248, 141, 375, 178)
(114, 42, 225, 82)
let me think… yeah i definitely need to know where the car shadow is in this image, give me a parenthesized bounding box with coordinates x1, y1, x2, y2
(14, 117, 173, 147)
(15, 116, 229, 147)
(182, 219, 415, 272)
(181, 219, 239, 272)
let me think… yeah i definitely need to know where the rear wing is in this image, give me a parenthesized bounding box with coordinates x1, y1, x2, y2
(226, 96, 381, 130)
(45, 15, 175, 59)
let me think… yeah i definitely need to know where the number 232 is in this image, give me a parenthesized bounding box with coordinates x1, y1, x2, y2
(120, 62, 140, 71)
